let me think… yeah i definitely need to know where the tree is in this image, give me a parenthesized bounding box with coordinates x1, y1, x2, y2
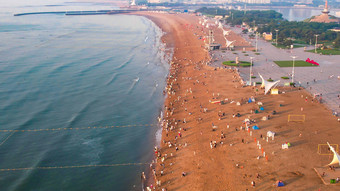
(334, 37, 340, 48)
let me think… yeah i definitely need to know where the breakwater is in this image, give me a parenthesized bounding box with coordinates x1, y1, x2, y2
(14, 10, 138, 16)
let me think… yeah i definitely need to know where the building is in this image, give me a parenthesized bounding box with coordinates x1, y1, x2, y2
(330, 27, 340, 32)
(262, 32, 272, 41)
(234, 0, 271, 4)
(309, 0, 340, 23)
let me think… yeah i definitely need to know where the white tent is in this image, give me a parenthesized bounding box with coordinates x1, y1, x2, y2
(259, 73, 280, 95)
(223, 29, 230, 36)
(327, 142, 340, 166)
(225, 38, 235, 48)
(218, 22, 223, 29)
(267, 131, 275, 138)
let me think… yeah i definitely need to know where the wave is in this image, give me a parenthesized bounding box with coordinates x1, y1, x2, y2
(8, 148, 49, 191)
(127, 77, 139, 94)
(13, 100, 53, 131)
(149, 82, 158, 97)
(114, 56, 133, 71)
(35, 31, 77, 47)
(66, 100, 97, 128)
(105, 73, 119, 86)
(78, 56, 112, 76)
(49, 61, 78, 76)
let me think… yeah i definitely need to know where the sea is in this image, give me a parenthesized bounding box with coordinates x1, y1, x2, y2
(0, 0, 170, 190)
(253, 7, 340, 21)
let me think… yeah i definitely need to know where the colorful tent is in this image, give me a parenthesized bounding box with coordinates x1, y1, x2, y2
(252, 125, 259, 130)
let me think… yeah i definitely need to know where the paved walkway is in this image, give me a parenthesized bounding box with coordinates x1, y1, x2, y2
(210, 26, 340, 115)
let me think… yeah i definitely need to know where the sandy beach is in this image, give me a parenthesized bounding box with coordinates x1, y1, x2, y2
(132, 12, 340, 190)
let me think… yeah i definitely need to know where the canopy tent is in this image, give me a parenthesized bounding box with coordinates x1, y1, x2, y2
(252, 125, 259, 130)
(327, 142, 340, 166)
(276, 181, 285, 187)
(267, 131, 275, 138)
(222, 29, 230, 36)
(225, 38, 235, 48)
(259, 73, 280, 95)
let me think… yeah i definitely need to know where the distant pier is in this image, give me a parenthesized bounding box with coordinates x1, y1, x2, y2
(14, 10, 141, 17)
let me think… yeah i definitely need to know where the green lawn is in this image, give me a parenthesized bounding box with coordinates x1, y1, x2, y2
(223, 61, 252, 67)
(272, 43, 304, 49)
(274, 60, 318, 67)
(293, 40, 308, 44)
(306, 48, 340, 55)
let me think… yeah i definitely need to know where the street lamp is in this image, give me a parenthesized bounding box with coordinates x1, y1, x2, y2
(315, 34, 319, 53)
(290, 56, 297, 83)
(255, 32, 258, 52)
(275, 29, 279, 46)
(250, 57, 254, 86)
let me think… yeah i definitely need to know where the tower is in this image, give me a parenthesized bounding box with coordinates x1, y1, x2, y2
(322, 0, 330, 15)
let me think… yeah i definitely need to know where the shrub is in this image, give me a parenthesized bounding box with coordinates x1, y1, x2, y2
(281, 76, 289, 79)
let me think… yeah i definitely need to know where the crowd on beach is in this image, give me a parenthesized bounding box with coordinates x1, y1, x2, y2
(137, 12, 340, 191)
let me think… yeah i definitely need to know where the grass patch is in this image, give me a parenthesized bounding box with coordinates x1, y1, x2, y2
(256, 82, 262, 84)
(274, 60, 317, 67)
(255, 52, 260, 55)
(267, 79, 274, 82)
(293, 40, 307, 44)
(272, 43, 289, 49)
(242, 51, 246, 53)
(222, 61, 252, 67)
(222, 50, 226, 53)
(281, 76, 290, 79)
(233, 52, 238, 55)
(293, 44, 304, 48)
(244, 54, 249, 56)
(251, 76, 256, 79)
(272, 43, 304, 49)
(306, 48, 340, 55)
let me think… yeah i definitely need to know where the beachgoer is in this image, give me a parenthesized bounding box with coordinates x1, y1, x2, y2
(251, 181, 255, 187)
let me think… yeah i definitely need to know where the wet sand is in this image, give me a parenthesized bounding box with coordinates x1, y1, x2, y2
(133, 12, 340, 190)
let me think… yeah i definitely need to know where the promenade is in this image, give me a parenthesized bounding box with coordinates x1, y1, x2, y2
(211, 26, 340, 115)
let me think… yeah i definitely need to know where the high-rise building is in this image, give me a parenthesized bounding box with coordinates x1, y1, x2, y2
(234, 0, 271, 4)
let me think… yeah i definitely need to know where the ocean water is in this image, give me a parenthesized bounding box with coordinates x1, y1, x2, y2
(0, 1, 170, 190)
(251, 7, 340, 21)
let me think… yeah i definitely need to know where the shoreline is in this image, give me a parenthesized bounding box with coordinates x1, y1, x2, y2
(133, 12, 340, 190)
